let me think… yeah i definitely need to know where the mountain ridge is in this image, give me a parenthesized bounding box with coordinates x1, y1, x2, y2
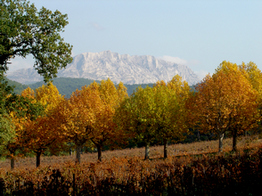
(7, 51, 200, 85)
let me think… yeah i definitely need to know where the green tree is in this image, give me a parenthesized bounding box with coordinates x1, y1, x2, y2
(117, 86, 159, 160)
(0, 74, 14, 113)
(0, 114, 15, 156)
(0, 0, 73, 82)
(154, 75, 190, 158)
(5, 94, 44, 169)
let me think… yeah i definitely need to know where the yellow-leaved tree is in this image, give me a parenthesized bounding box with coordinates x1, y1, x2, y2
(116, 75, 190, 159)
(153, 75, 191, 158)
(90, 79, 128, 161)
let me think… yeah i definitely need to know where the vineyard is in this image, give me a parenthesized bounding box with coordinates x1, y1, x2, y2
(0, 136, 261, 195)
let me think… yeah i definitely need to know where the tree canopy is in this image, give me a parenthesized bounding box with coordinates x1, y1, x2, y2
(116, 75, 190, 159)
(0, 0, 73, 82)
(187, 61, 259, 152)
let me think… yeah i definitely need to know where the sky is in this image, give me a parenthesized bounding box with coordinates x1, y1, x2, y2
(8, 0, 262, 80)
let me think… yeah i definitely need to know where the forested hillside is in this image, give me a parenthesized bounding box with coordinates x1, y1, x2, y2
(5, 78, 29, 95)
(28, 77, 101, 98)
(8, 77, 155, 97)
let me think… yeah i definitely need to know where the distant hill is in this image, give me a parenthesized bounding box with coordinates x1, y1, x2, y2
(7, 51, 200, 85)
(27, 77, 101, 98)
(7, 77, 155, 98)
(5, 78, 29, 95)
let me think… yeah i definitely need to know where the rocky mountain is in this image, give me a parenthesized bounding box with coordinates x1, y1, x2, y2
(7, 67, 42, 84)
(7, 51, 200, 85)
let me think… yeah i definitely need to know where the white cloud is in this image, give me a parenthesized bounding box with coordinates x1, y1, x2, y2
(158, 55, 210, 81)
(158, 56, 187, 65)
(90, 22, 105, 31)
(195, 70, 210, 81)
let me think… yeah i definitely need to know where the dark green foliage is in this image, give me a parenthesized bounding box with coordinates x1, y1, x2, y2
(124, 83, 154, 95)
(28, 78, 155, 97)
(8, 76, 194, 100)
(4, 78, 29, 95)
(28, 77, 101, 98)
(5, 94, 44, 120)
(0, 0, 73, 82)
(0, 73, 14, 113)
(7, 77, 155, 97)
(0, 74, 44, 118)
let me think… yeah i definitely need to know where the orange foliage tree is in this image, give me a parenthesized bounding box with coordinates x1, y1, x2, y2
(21, 83, 65, 167)
(215, 61, 260, 151)
(187, 61, 258, 152)
(89, 79, 128, 161)
(54, 86, 98, 164)
(56, 79, 128, 163)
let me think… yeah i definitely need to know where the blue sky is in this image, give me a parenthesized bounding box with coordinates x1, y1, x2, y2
(9, 0, 262, 80)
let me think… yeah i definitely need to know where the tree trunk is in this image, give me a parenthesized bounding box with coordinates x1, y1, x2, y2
(11, 158, 15, 170)
(197, 130, 201, 141)
(36, 151, 41, 168)
(232, 129, 237, 152)
(218, 132, 224, 152)
(145, 143, 150, 160)
(96, 144, 102, 161)
(75, 144, 82, 164)
(163, 139, 168, 159)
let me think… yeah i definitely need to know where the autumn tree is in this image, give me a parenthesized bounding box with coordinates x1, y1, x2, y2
(56, 79, 128, 163)
(0, 0, 73, 82)
(88, 79, 128, 161)
(54, 88, 97, 164)
(21, 86, 36, 101)
(153, 75, 191, 158)
(0, 75, 43, 169)
(5, 94, 44, 169)
(187, 61, 258, 152)
(215, 61, 260, 151)
(24, 115, 64, 167)
(239, 62, 262, 135)
(21, 83, 65, 167)
(239, 62, 262, 96)
(117, 86, 159, 159)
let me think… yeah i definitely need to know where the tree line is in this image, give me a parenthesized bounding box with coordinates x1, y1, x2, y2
(6, 77, 155, 98)
(1, 61, 262, 169)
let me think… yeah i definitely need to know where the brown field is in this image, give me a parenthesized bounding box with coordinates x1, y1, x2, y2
(0, 135, 261, 172)
(0, 135, 261, 195)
